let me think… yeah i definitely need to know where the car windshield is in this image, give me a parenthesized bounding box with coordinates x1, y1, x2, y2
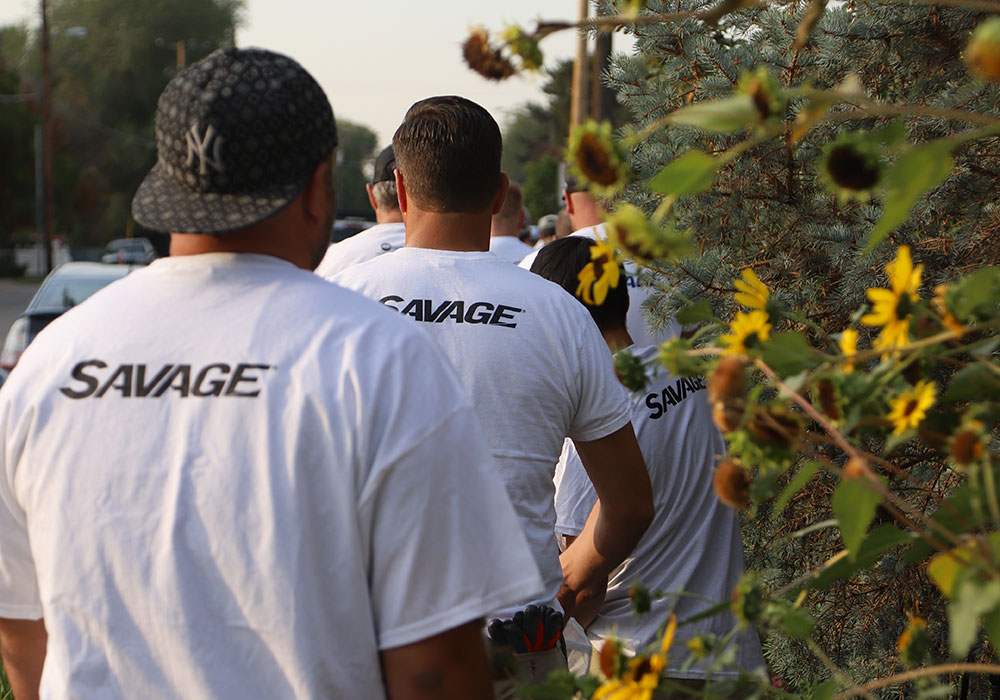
(33, 275, 124, 310)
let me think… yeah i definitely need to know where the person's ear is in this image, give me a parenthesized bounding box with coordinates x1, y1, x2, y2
(366, 183, 378, 212)
(304, 158, 334, 223)
(564, 190, 575, 216)
(491, 173, 510, 216)
(394, 169, 408, 214)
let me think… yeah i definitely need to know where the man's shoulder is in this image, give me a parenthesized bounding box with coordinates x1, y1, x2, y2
(315, 223, 406, 278)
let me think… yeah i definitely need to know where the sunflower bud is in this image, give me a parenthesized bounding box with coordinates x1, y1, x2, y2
(629, 582, 653, 615)
(843, 456, 869, 479)
(815, 379, 840, 421)
(462, 27, 516, 81)
(738, 68, 785, 121)
(714, 458, 751, 509)
(568, 121, 627, 195)
(897, 615, 929, 668)
(731, 576, 766, 625)
(615, 347, 649, 392)
(966, 17, 1000, 83)
(748, 406, 803, 450)
(950, 428, 985, 465)
(599, 639, 621, 678)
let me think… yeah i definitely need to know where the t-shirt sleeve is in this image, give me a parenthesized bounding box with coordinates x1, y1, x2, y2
(553, 439, 597, 538)
(0, 396, 43, 619)
(567, 314, 631, 443)
(356, 329, 543, 650)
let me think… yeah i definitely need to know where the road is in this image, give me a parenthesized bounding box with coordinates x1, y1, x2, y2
(0, 279, 41, 339)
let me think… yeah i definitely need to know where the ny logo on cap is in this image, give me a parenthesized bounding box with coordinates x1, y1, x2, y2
(185, 123, 225, 175)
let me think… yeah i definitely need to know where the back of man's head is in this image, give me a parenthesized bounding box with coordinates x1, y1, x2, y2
(393, 96, 502, 213)
(369, 145, 400, 217)
(492, 181, 524, 235)
(530, 236, 627, 332)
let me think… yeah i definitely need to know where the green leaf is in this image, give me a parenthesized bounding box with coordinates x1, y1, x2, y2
(832, 477, 883, 560)
(983, 607, 1000, 656)
(812, 680, 839, 700)
(948, 579, 1000, 658)
(668, 95, 760, 133)
(675, 300, 715, 325)
(766, 601, 815, 639)
(944, 364, 1000, 402)
(649, 150, 720, 196)
(905, 468, 1000, 564)
(774, 461, 821, 515)
(865, 141, 954, 252)
(808, 525, 909, 589)
(949, 267, 1000, 322)
(761, 331, 821, 376)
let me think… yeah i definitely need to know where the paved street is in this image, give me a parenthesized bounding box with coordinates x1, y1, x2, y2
(0, 279, 41, 339)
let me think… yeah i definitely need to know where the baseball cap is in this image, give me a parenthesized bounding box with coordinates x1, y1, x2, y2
(132, 47, 338, 234)
(372, 145, 396, 184)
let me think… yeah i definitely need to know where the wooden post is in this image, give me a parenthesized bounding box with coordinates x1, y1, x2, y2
(570, 0, 589, 132)
(40, 0, 54, 274)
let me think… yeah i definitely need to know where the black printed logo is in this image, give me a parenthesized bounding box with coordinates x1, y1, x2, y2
(59, 361, 274, 400)
(379, 296, 524, 328)
(645, 376, 707, 419)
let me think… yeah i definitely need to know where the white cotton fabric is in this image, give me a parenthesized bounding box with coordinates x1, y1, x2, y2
(331, 248, 631, 616)
(0, 252, 542, 700)
(553, 345, 765, 678)
(489, 235, 534, 263)
(519, 224, 680, 348)
(314, 221, 406, 277)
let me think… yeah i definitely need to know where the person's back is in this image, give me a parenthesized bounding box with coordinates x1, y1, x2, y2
(335, 248, 627, 611)
(0, 50, 540, 700)
(533, 238, 764, 681)
(489, 181, 533, 263)
(327, 98, 654, 696)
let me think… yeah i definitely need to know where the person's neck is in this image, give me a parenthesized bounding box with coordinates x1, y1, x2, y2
(602, 327, 633, 354)
(170, 216, 313, 270)
(404, 207, 491, 251)
(375, 210, 404, 225)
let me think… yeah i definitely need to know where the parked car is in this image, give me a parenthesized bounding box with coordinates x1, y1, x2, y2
(0, 262, 137, 381)
(101, 237, 157, 265)
(331, 218, 375, 243)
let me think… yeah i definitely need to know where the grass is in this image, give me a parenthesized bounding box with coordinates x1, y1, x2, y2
(0, 660, 10, 700)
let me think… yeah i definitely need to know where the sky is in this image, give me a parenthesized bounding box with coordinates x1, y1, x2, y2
(0, 0, 619, 146)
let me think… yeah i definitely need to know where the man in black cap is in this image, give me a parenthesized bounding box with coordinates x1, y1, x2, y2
(0, 48, 541, 700)
(315, 144, 407, 276)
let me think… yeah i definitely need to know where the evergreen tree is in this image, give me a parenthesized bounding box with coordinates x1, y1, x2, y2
(602, 0, 1000, 690)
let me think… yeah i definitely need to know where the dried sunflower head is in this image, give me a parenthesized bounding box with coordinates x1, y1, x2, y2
(819, 131, 884, 203)
(462, 27, 515, 81)
(605, 205, 692, 265)
(966, 17, 1000, 83)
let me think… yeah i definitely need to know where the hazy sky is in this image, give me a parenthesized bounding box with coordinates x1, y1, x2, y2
(0, 0, 606, 146)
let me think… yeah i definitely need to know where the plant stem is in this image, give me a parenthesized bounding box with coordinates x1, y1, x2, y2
(807, 639, 880, 700)
(833, 663, 1000, 699)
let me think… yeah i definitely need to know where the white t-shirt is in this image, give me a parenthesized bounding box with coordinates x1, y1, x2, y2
(0, 253, 542, 700)
(314, 221, 405, 277)
(331, 248, 631, 615)
(489, 235, 534, 263)
(554, 345, 765, 678)
(519, 224, 680, 348)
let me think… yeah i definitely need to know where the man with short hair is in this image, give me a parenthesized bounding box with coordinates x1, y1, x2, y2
(328, 96, 654, 693)
(488, 181, 534, 262)
(314, 144, 406, 276)
(519, 171, 680, 347)
(0, 50, 541, 700)
(531, 237, 766, 690)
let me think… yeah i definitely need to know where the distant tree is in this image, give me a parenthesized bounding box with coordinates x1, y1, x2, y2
(0, 35, 36, 247)
(334, 120, 378, 219)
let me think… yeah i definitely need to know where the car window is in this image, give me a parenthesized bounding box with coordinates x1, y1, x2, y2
(32, 276, 124, 311)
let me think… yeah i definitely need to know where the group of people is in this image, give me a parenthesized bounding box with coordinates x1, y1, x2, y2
(0, 47, 762, 700)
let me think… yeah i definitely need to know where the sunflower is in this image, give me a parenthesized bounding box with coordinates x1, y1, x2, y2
(720, 310, 771, 355)
(606, 205, 692, 264)
(839, 328, 859, 372)
(461, 27, 516, 81)
(887, 380, 936, 436)
(819, 131, 884, 203)
(733, 268, 769, 310)
(593, 616, 677, 700)
(576, 238, 621, 305)
(568, 120, 628, 195)
(861, 246, 923, 355)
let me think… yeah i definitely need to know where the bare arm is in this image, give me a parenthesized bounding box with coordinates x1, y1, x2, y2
(0, 617, 46, 700)
(558, 422, 653, 623)
(380, 619, 494, 700)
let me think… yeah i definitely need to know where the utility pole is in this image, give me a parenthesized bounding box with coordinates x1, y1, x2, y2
(40, 0, 55, 273)
(570, 0, 589, 132)
(591, 31, 614, 122)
